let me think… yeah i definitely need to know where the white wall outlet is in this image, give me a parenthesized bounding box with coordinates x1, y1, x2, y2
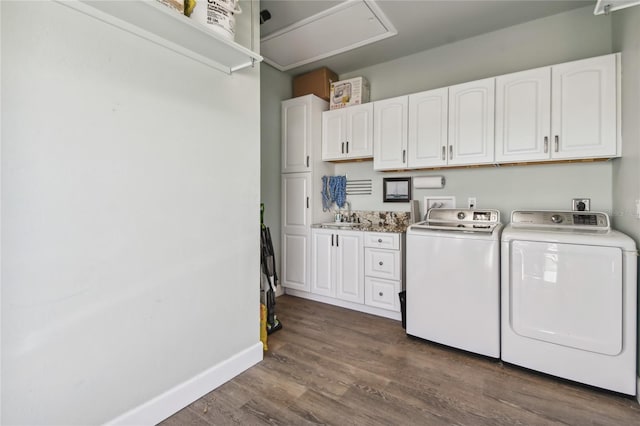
(572, 198, 590, 211)
(468, 197, 477, 209)
(636, 199, 640, 219)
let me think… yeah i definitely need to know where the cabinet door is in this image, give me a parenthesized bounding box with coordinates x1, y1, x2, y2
(335, 231, 364, 303)
(282, 233, 309, 291)
(322, 109, 346, 161)
(281, 173, 311, 291)
(408, 87, 449, 168)
(282, 97, 311, 173)
(373, 96, 408, 170)
(345, 103, 374, 159)
(311, 229, 336, 297)
(282, 173, 311, 234)
(495, 67, 551, 162)
(551, 54, 617, 159)
(448, 78, 495, 166)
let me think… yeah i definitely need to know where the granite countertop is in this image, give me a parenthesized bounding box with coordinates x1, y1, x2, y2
(312, 222, 408, 233)
(314, 210, 411, 233)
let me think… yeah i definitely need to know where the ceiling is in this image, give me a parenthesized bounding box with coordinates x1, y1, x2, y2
(259, 0, 593, 76)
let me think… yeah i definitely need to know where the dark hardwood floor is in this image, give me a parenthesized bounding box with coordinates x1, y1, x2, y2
(161, 295, 640, 425)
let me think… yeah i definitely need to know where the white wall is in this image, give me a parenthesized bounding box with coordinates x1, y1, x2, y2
(260, 64, 291, 294)
(335, 6, 615, 217)
(342, 6, 613, 101)
(1, 1, 261, 424)
(611, 3, 640, 375)
(338, 161, 613, 222)
(612, 6, 640, 240)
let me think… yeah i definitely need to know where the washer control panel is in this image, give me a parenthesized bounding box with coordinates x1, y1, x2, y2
(511, 210, 610, 230)
(427, 208, 500, 224)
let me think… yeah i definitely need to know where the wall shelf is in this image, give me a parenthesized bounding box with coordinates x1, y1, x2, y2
(57, 0, 263, 74)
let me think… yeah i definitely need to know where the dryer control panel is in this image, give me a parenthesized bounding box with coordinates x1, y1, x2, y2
(511, 210, 610, 230)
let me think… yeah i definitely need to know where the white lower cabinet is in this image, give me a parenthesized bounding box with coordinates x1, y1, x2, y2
(311, 229, 364, 303)
(364, 232, 403, 313)
(305, 229, 404, 319)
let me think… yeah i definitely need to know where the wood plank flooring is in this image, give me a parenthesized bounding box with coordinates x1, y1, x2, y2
(161, 295, 640, 425)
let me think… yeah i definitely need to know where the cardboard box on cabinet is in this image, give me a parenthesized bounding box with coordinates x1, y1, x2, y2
(293, 67, 338, 101)
(330, 77, 370, 110)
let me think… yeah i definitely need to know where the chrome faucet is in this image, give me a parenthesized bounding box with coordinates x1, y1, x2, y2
(344, 201, 352, 222)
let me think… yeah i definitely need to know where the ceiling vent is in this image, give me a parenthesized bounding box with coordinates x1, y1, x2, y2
(260, 0, 397, 72)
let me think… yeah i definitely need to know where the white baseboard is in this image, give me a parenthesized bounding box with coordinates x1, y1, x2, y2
(106, 342, 263, 425)
(285, 288, 402, 321)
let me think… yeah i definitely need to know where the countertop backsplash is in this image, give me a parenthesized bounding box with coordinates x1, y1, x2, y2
(345, 210, 411, 232)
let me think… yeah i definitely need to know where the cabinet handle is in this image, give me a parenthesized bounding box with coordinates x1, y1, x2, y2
(346, 141, 349, 153)
(441, 146, 446, 160)
(336, 235, 339, 247)
(306, 155, 310, 167)
(377, 238, 383, 243)
(544, 136, 549, 153)
(402, 149, 406, 163)
(379, 291, 383, 297)
(306, 197, 309, 208)
(554, 135, 559, 152)
(341, 142, 345, 154)
(332, 234, 334, 246)
(449, 145, 453, 160)
(379, 261, 383, 266)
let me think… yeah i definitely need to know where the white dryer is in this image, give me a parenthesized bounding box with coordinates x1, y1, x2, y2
(406, 208, 503, 357)
(501, 210, 637, 395)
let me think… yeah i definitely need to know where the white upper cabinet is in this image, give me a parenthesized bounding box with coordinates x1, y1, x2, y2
(496, 54, 618, 162)
(551, 54, 618, 159)
(368, 54, 619, 171)
(373, 96, 409, 170)
(495, 67, 552, 162)
(321, 110, 346, 160)
(282, 95, 327, 173)
(408, 87, 449, 168)
(347, 104, 375, 159)
(448, 77, 495, 166)
(322, 103, 374, 161)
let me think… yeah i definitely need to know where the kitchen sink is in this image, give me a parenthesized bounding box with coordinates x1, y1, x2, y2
(318, 222, 371, 230)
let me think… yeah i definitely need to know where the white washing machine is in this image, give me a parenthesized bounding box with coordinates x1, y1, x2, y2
(501, 210, 637, 395)
(406, 208, 503, 357)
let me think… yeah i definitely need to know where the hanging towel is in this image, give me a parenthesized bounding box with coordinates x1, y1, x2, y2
(322, 176, 332, 211)
(321, 175, 347, 210)
(330, 176, 347, 208)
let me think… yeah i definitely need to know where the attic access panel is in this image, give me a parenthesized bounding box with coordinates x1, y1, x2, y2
(260, 0, 397, 71)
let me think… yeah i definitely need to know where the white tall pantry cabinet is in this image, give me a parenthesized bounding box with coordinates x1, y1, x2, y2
(281, 95, 334, 291)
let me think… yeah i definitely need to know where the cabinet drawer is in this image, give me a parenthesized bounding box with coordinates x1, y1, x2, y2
(365, 248, 400, 280)
(364, 232, 400, 250)
(365, 277, 400, 311)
